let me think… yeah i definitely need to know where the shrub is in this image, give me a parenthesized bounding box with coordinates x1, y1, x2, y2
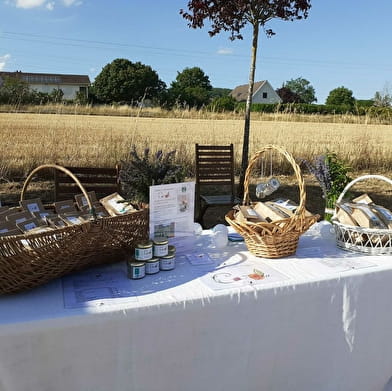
(301, 152, 351, 220)
(119, 146, 188, 204)
(208, 95, 237, 112)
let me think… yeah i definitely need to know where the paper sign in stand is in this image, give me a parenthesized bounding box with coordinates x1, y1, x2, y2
(149, 182, 195, 239)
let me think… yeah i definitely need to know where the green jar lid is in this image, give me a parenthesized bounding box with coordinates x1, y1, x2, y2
(153, 237, 168, 245)
(136, 240, 152, 249)
(146, 257, 160, 263)
(128, 261, 145, 267)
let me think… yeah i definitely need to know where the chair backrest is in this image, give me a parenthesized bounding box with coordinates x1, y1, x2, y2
(54, 165, 121, 201)
(195, 144, 235, 196)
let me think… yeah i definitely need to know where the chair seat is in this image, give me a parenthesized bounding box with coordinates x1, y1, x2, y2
(201, 195, 241, 206)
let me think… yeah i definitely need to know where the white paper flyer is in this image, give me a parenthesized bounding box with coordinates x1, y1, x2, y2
(62, 268, 137, 309)
(149, 181, 195, 238)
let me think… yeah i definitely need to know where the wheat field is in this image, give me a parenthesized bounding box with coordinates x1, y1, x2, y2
(1, 112, 392, 179)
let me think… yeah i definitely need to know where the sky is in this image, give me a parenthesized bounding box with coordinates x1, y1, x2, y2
(0, 0, 391, 104)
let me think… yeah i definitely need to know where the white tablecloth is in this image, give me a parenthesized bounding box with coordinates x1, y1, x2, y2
(1, 222, 392, 391)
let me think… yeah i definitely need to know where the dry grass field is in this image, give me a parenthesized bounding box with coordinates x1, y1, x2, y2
(1, 111, 391, 226)
(1, 111, 392, 178)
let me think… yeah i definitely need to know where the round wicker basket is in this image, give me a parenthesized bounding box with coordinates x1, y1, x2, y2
(331, 174, 392, 255)
(225, 145, 318, 258)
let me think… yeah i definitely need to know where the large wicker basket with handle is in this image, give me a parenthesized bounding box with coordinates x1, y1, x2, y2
(331, 174, 392, 255)
(0, 164, 149, 295)
(225, 145, 318, 258)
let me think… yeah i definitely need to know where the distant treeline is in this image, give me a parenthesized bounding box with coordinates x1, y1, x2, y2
(233, 102, 392, 120)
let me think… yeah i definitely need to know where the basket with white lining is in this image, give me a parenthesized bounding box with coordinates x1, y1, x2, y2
(331, 174, 392, 255)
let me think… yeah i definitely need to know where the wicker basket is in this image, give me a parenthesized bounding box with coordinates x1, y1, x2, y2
(331, 174, 392, 255)
(225, 145, 318, 258)
(0, 164, 149, 295)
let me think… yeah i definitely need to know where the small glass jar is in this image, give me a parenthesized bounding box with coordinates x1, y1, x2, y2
(145, 257, 160, 275)
(127, 261, 146, 279)
(159, 253, 176, 271)
(153, 237, 168, 257)
(135, 240, 153, 261)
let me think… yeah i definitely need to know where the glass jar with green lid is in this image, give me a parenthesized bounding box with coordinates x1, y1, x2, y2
(127, 261, 146, 279)
(159, 253, 176, 271)
(135, 240, 153, 261)
(145, 257, 160, 274)
(153, 237, 168, 257)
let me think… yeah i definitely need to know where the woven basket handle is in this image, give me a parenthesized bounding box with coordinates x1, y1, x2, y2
(20, 164, 96, 218)
(243, 145, 306, 219)
(333, 174, 392, 216)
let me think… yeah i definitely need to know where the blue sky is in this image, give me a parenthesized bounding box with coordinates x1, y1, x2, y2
(0, 0, 391, 103)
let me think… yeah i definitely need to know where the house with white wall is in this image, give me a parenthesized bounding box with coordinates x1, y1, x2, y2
(0, 71, 90, 100)
(230, 80, 282, 104)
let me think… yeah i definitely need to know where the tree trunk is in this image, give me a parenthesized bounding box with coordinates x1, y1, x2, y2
(238, 23, 259, 200)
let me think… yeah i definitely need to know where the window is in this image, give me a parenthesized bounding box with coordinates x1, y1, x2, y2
(79, 86, 87, 97)
(262, 92, 268, 99)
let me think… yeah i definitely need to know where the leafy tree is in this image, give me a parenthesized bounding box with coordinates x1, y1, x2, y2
(0, 76, 31, 104)
(374, 83, 391, 107)
(373, 92, 390, 107)
(30, 90, 51, 105)
(208, 95, 237, 112)
(181, 0, 312, 196)
(93, 58, 166, 105)
(276, 86, 301, 103)
(326, 86, 355, 107)
(50, 88, 64, 103)
(356, 99, 374, 108)
(169, 67, 212, 108)
(283, 77, 316, 103)
(75, 90, 89, 105)
(210, 87, 232, 99)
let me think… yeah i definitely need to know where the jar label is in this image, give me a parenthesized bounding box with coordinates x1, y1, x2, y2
(132, 266, 145, 279)
(145, 261, 160, 274)
(135, 247, 153, 261)
(154, 243, 168, 257)
(127, 264, 145, 279)
(160, 257, 176, 270)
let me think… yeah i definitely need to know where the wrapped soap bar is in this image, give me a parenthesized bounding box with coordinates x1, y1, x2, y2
(348, 203, 387, 229)
(253, 202, 290, 222)
(371, 204, 392, 229)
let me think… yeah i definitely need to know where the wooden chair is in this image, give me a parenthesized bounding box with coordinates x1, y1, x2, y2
(195, 144, 240, 227)
(54, 165, 121, 201)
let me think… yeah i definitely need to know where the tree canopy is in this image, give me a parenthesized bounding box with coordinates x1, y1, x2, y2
(181, 0, 312, 196)
(276, 86, 302, 103)
(0, 76, 30, 104)
(282, 77, 316, 103)
(93, 58, 166, 105)
(210, 87, 232, 99)
(169, 67, 212, 108)
(326, 86, 355, 107)
(374, 83, 392, 107)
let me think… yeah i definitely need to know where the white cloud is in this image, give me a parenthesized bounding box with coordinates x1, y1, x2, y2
(0, 54, 11, 71)
(61, 0, 82, 6)
(7, 0, 81, 8)
(217, 48, 234, 55)
(14, 0, 47, 8)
